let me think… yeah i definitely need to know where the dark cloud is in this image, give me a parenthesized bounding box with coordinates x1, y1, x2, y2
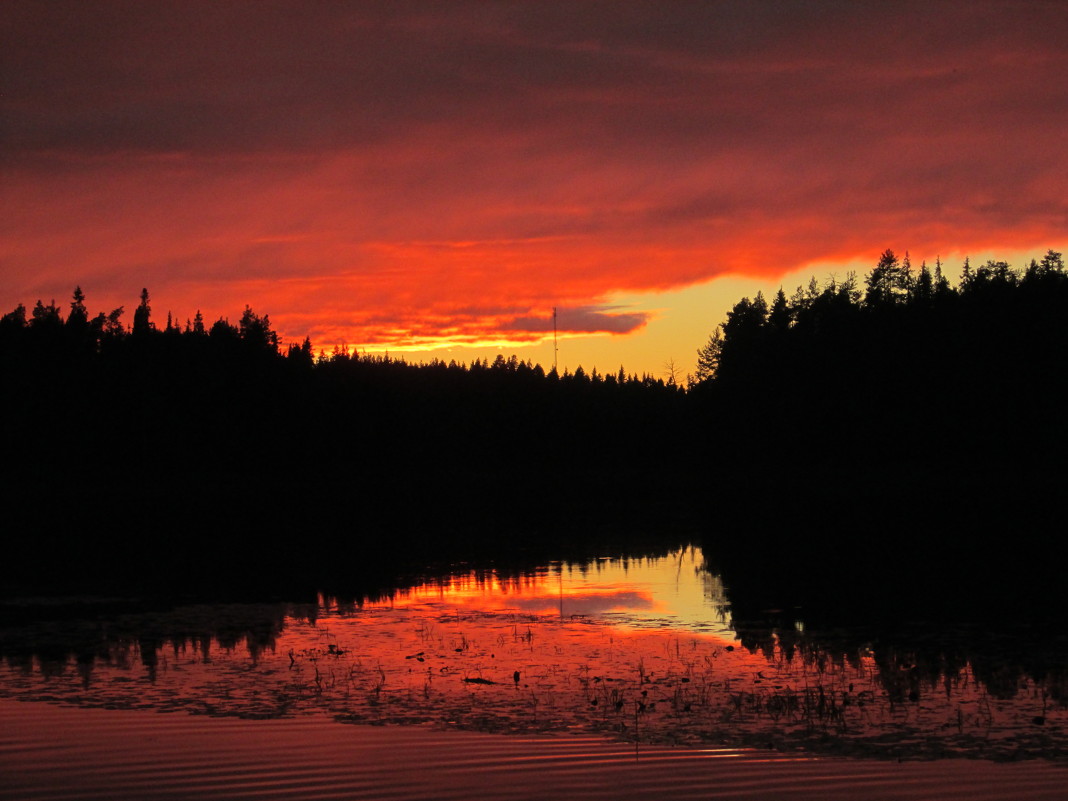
(5, 1, 1065, 159)
(504, 306, 649, 336)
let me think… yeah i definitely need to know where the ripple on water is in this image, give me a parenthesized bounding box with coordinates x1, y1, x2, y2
(3, 698, 1068, 801)
(1, 600, 1067, 763)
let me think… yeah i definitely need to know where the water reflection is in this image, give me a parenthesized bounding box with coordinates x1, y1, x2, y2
(1, 547, 1065, 761)
(347, 547, 731, 636)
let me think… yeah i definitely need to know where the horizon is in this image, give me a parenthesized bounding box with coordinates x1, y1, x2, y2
(3, 246, 1056, 380)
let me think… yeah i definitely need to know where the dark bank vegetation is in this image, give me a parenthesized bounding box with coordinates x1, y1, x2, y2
(0, 287, 687, 597)
(1, 249, 1066, 617)
(692, 248, 1068, 624)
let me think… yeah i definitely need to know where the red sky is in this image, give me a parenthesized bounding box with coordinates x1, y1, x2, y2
(3, 1, 1066, 374)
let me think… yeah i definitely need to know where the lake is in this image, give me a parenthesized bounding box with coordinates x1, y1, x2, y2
(2, 545, 1066, 799)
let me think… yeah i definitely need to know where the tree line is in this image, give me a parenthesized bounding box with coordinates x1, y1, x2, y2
(0, 285, 681, 388)
(689, 247, 1067, 463)
(695, 248, 1066, 386)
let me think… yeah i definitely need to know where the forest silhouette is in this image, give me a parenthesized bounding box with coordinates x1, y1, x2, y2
(1, 249, 1065, 615)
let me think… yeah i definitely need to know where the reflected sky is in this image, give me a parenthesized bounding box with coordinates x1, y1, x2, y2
(2, 546, 1066, 762)
(347, 546, 732, 637)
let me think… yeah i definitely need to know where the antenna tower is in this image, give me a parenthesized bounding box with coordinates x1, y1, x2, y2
(552, 307, 558, 372)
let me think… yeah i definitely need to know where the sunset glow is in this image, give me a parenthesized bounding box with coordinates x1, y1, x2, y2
(3, 2, 1066, 375)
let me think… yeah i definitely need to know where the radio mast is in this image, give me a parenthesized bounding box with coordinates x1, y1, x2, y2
(552, 307, 558, 372)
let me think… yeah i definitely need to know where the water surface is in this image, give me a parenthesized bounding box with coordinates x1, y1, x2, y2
(6, 699, 1068, 801)
(3, 546, 1064, 765)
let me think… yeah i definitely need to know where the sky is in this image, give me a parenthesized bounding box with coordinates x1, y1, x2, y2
(3, 1, 1066, 377)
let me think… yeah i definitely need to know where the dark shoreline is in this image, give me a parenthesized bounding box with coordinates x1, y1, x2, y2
(3, 252, 1066, 630)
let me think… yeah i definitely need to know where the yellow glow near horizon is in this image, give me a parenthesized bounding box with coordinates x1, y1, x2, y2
(352, 547, 734, 638)
(353, 243, 1067, 380)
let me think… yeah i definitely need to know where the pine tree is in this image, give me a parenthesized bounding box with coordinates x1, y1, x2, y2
(768, 288, 791, 332)
(133, 288, 152, 335)
(695, 326, 723, 381)
(68, 286, 88, 329)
